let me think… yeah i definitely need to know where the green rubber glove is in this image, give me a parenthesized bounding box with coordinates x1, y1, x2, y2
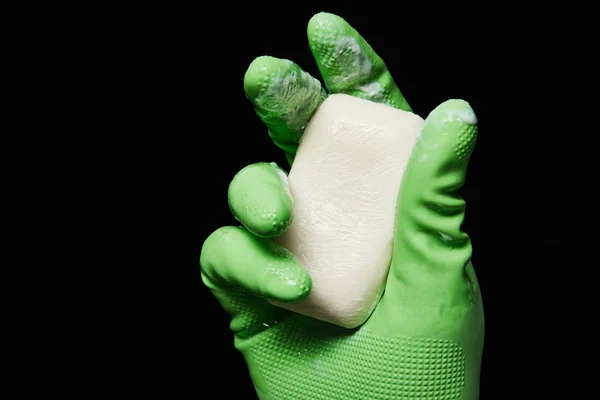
(200, 12, 483, 400)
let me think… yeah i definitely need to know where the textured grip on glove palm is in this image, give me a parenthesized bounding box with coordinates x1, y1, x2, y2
(249, 318, 465, 400)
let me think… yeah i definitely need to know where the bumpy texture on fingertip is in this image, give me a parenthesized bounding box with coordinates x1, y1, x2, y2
(228, 162, 294, 238)
(244, 56, 327, 153)
(307, 12, 411, 111)
(262, 241, 312, 303)
(421, 99, 478, 164)
(200, 226, 311, 304)
(307, 13, 378, 90)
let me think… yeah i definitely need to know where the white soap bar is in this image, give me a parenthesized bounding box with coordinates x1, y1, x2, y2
(275, 93, 425, 328)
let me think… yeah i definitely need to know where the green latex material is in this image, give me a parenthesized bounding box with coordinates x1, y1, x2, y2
(200, 12, 484, 400)
(228, 162, 294, 238)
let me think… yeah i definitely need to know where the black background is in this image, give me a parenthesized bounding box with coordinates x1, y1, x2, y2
(30, 1, 590, 398)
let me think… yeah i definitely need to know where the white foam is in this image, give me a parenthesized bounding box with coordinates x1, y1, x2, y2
(326, 36, 373, 89)
(255, 60, 324, 136)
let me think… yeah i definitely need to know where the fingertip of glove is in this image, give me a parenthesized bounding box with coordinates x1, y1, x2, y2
(307, 12, 346, 40)
(422, 99, 479, 163)
(244, 56, 290, 102)
(428, 99, 478, 126)
(263, 265, 312, 303)
(228, 162, 295, 239)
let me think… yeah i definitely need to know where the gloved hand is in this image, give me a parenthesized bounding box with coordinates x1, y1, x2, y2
(200, 12, 483, 400)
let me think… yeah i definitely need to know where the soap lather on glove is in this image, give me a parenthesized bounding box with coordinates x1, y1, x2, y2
(201, 12, 483, 400)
